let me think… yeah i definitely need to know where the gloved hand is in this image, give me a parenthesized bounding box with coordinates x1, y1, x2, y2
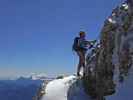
(89, 44, 93, 49)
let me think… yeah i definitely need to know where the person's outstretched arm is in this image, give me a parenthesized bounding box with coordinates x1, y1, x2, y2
(85, 40, 97, 49)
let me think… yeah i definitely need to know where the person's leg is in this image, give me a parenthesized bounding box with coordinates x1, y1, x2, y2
(82, 51, 86, 76)
(82, 51, 86, 68)
(77, 51, 82, 76)
(77, 60, 82, 76)
(77, 51, 86, 76)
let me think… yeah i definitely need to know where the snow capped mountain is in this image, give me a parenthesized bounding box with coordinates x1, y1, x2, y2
(16, 73, 54, 81)
(30, 73, 48, 80)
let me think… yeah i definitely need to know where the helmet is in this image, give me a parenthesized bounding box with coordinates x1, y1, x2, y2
(79, 31, 86, 36)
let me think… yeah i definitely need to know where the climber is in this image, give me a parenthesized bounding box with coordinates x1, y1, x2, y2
(72, 31, 96, 76)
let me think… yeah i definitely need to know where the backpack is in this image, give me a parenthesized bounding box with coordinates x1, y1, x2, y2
(72, 37, 80, 51)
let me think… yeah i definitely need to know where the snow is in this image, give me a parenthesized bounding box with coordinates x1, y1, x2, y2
(122, 3, 129, 10)
(30, 73, 48, 80)
(41, 75, 90, 100)
(108, 18, 116, 24)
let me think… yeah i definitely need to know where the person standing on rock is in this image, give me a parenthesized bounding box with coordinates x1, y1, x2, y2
(72, 31, 96, 76)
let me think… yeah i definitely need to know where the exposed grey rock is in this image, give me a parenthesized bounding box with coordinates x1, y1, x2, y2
(84, 0, 133, 99)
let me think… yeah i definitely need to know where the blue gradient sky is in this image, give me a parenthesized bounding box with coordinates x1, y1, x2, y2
(0, 0, 121, 78)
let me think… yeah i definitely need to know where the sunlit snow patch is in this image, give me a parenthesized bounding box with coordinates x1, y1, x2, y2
(40, 75, 90, 100)
(108, 18, 117, 24)
(41, 75, 77, 100)
(122, 3, 129, 10)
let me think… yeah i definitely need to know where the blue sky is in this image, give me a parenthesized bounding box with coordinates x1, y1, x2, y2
(0, 0, 121, 78)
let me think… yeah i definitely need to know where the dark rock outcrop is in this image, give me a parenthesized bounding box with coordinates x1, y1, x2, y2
(83, 0, 133, 99)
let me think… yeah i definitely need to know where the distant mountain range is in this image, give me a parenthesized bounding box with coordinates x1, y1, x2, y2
(0, 74, 54, 100)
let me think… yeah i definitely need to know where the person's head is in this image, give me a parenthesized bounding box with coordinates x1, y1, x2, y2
(79, 31, 86, 38)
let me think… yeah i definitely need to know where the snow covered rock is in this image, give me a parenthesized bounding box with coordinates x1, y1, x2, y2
(40, 75, 90, 100)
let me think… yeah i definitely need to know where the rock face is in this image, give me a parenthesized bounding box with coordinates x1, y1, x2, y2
(83, 0, 133, 99)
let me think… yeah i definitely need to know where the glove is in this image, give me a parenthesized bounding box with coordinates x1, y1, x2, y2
(89, 44, 93, 49)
